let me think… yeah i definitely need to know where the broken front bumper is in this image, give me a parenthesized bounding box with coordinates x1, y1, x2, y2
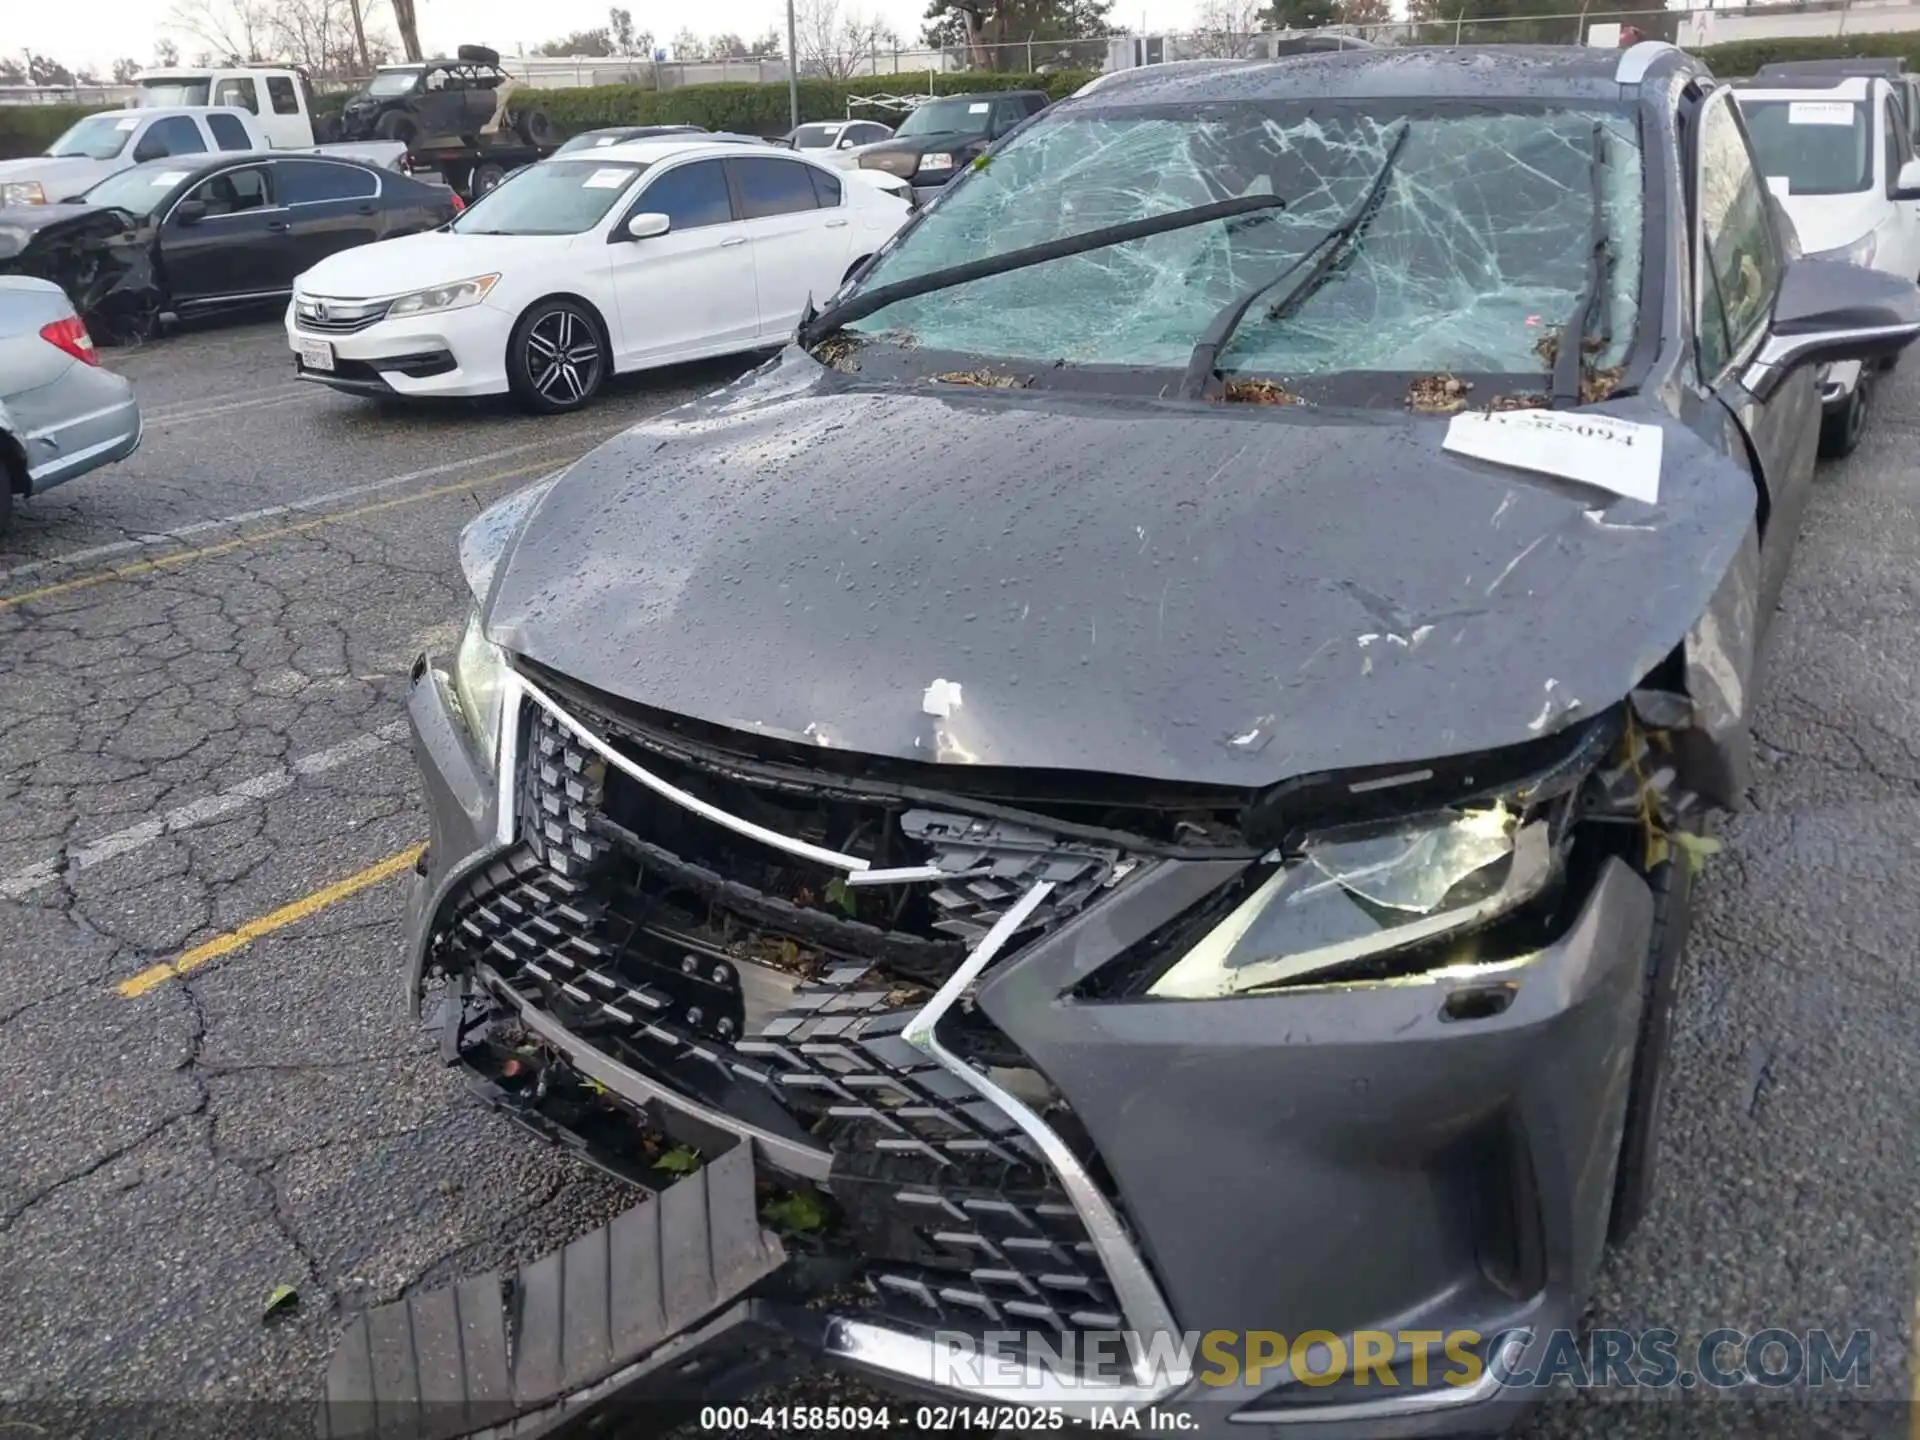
(348, 656, 1659, 1437)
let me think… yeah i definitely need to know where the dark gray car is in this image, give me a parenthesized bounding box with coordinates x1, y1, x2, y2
(325, 42, 1920, 1439)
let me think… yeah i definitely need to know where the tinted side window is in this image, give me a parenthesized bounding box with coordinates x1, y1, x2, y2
(267, 76, 299, 115)
(732, 156, 821, 219)
(214, 78, 259, 112)
(1696, 94, 1782, 377)
(276, 159, 377, 203)
(636, 159, 733, 229)
(137, 116, 209, 160)
(1886, 94, 1913, 192)
(207, 113, 253, 151)
(188, 165, 270, 215)
(808, 166, 842, 208)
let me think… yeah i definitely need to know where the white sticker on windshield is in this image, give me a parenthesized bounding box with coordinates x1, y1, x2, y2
(116, 117, 141, 130)
(967, 102, 990, 113)
(582, 167, 631, 188)
(1788, 101, 1854, 126)
(1442, 409, 1663, 505)
(151, 170, 191, 186)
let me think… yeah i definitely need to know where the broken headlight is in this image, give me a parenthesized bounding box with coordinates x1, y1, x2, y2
(1149, 801, 1559, 999)
(451, 608, 509, 760)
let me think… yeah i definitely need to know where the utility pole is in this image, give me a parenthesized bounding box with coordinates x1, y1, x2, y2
(786, 0, 800, 131)
(347, 0, 371, 72)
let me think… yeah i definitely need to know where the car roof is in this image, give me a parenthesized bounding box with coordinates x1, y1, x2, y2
(1069, 43, 1694, 108)
(1756, 57, 1904, 78)
(1734, 75, 1876, 103)
(929, 89, 1046, 101)
(553, 138, 797, 163)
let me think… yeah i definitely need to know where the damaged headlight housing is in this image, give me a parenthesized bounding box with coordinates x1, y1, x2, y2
(388, 273, 500, 317)
(451, 609, 509, 760)
(1150, 799, 1561, 999)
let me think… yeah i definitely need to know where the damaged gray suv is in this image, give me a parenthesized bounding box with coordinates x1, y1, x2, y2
(328, 42, 1920, 1439)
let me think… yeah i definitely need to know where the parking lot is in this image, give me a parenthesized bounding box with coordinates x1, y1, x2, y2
(1, 316, 1916, 1433)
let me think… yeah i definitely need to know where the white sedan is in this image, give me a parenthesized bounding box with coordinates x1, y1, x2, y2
(283, 139, 910, 412)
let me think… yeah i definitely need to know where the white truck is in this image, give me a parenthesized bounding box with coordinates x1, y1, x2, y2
(0, 91, 408, 209)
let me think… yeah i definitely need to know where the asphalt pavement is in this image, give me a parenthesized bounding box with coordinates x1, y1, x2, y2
(0, 318, 1914, 1436)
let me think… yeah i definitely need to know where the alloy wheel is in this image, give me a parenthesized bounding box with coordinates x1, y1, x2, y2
(524, 309, 601, 405)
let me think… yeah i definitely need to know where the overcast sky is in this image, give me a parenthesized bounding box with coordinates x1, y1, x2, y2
(21, 0, 1196, 78)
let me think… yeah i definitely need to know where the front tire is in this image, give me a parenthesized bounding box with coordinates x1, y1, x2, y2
(1818, 375, 1869, 459)
(506, 300, 606, 414)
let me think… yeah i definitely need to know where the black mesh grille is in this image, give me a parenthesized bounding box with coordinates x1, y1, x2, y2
(425, 696, 1137, 1353)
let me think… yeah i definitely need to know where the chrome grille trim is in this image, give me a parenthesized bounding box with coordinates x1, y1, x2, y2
(486, 668, 1183, 1381)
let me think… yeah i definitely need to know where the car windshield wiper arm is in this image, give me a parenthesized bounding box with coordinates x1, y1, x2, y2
(1176, 122, 1412, 400)
(1552, 123, 1613, 408)
(795, 193, 1285, 348)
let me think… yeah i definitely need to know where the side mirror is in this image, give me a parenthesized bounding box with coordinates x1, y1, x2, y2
(1743, 257, 1920, 399)
(173, 199, 208, 226)
(625, 211, 670, 240)
(133, 142, 164, 164)
(1894, 157, 1920, 201)
(838, 137, 856, 148)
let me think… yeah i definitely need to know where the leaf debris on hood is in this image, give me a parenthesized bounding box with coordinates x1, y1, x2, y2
(1407, 373, 1473, 412)
(931, 368, 1030, 389)
(1533, 333, 1624, 404)
(811, 333, 864, 372)
(1485, 392, 1549, 412)
(1220, 378, 1305, 406)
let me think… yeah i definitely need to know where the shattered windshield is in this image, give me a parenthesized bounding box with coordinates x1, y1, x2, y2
(1736, 98, 1871, 196)
(895, 98, 996, 138)
(48, 115, 136, 160)
(844, 102, 1644, 379)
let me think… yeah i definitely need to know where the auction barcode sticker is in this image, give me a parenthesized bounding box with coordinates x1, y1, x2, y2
(1443, 408, 1663, 503)
(1788, 101, 1855, 126)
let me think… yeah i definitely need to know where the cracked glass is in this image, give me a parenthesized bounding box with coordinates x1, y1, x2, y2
(847, 101, 1643, 379)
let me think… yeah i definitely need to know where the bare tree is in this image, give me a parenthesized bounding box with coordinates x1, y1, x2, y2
(389, 0, 421, 61)
(670, 28, 710, 59)
(155, 39, 182, 65)
(1186, 0, 1264, 56)
(271, 0, 374, 76)
(794, 0, 896, 80)
(747, 27, 784, 54)
(167, 0, 276, 63)
(1334, 0, 1389, 28)
(112, 57, 143, 82)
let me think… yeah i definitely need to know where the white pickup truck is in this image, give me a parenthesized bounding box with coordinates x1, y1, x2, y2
(0, 80, 407, 208)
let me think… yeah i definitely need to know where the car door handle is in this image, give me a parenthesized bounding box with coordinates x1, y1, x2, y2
(825, 218, 849, 228)
(356, 203, 375, 215)
(721, 235, 748, 247)
(267, 220, 291, 232)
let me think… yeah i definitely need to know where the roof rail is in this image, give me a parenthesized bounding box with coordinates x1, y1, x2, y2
(1616, 39, 1681, 86)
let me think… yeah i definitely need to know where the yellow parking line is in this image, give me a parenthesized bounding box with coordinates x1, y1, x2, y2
(116, 842, 426, 998)
(1, 461, 548, 613)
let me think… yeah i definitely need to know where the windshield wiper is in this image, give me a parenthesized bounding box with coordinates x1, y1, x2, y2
(1551, 123, 1613, 408)
(795, 193, 1285, 349)
(1176, 122, 1411, 400)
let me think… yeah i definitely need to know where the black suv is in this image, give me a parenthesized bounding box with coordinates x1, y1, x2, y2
(856, 88, 1048, 203)
(327, 42, 1920, 1440)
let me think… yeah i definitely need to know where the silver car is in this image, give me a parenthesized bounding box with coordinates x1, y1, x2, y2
(0, 276, 142, 532)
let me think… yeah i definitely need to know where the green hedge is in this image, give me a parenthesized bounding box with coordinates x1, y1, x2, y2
(1696, 30, 1920, 78)
(522, 70, 1096, 137)
(0, 104, 108, 161)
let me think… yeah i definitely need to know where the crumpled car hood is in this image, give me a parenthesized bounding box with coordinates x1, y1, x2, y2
(484, 353, 1756, 787)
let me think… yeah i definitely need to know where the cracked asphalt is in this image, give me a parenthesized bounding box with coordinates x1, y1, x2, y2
(1, 318, 1915, 1437)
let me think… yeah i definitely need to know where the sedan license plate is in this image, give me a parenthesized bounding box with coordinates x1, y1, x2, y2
(298, 339, 335, 372)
